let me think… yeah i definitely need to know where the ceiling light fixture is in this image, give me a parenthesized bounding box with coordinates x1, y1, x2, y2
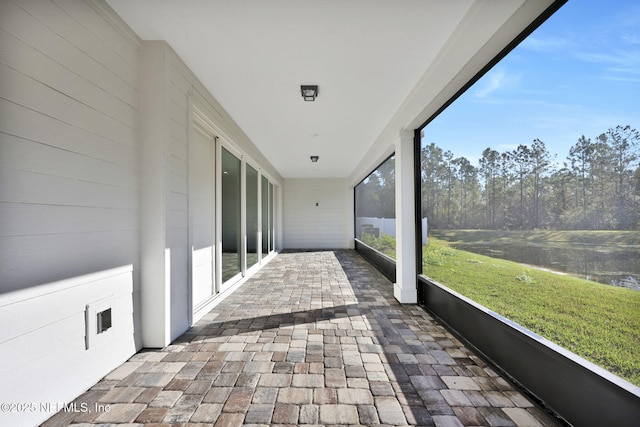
(301, 85, 318, 102)
(310, 156, 319, 162)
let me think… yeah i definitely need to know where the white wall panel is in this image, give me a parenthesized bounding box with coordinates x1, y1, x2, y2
(0, 99, 136, 166)
(283, 179, 351, 249)
(0, 203, 136, 236)
(166, 57, 193, 339)
(0, 64, 135, 145)
(0, 1, 137, 107)
(0, 168, 137, 210)
(0, 1, 140, 425)
(167, 138, 189, 165)
(54, 0, 139, 66)
(0, 31, 137, 128)
(0, 269, 136, 427)
(1, 133, 135, 188)
(169, 243, 189, 339)
(0, 229, 138, 293)
(169, 117, 188, 147)
(16, 0, 138, 87)
(170, 84, 189, 114)
(138, 40, 170, 348)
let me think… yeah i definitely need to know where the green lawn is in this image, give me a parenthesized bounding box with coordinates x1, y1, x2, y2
(422, 237, 640, 386)
(430, 229, 640, 246)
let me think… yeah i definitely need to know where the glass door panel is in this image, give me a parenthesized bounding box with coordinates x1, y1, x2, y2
(221, 147, 241, 282)
(269, 182, 274, 252)
(261, 176, 269, 255)
(246, 164, 259, 269)
(190, 126, 215, 307)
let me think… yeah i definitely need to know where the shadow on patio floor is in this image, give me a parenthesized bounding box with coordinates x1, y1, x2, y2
(43, 250, 560, 426)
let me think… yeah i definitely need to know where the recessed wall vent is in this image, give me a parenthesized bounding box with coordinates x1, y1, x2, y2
(85, 299, 114, 350)
(97, 308, 112, 333)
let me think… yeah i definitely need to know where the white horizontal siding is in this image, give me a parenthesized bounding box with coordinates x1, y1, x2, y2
(0, 168, 137, 209)
(0, 265, 134, 343)
(0, 30, 137, 128)
(169, 116, 188, 147)
(0, 203, 136, 236)
(170, 83, 189, 116)
(0, 0, 137, 108)
(0, 64, 135, 146)
(16, 0, 137, 87)
(165, 54, 193, 340)
(0, 1, 140, 425)
(283, 179, 351, 249)
(0, 268, 136, 427)
(54, 0, 139, 66)
(1, 133, 135, 189)
(0, 229, 138, 294)
(0, 99, 136, 168)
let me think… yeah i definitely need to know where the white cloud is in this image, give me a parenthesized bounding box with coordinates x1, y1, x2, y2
(520, 35, 569, 52)
(474, 68, 518, 98)
(622, 34, 640, 45)
(576, 48, 640, 82)
(576, 50, 640, 67)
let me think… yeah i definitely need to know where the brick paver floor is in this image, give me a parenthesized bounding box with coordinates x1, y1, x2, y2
(44, 250, 561, 426)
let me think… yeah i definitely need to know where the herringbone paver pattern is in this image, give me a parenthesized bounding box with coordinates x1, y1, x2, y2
(43, 250, 560, 426)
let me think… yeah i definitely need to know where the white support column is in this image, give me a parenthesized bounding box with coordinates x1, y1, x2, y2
(394, 130, 418, 303)
(139, 41, 171, 347)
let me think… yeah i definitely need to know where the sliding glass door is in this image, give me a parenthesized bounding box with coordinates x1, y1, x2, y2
(190, 124, 216, 307)
(221, 147, 241, 283)
(261, 176, 276, 255)
(246, 164, 259, 269)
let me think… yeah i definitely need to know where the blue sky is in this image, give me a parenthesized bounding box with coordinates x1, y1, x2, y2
(421, 0, 640, 167)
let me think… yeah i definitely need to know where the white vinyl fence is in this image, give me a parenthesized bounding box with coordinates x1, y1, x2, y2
(356, 217, 428, 244)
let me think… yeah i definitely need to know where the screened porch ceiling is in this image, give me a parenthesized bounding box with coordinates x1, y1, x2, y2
(107, 0, 559, 179)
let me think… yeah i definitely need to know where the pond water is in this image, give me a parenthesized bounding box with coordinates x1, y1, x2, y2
(442, 239, 640, 290)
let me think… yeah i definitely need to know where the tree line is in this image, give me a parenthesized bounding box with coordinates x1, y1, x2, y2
(422, 125, 640, 230)
(356, 125, 640, 230)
